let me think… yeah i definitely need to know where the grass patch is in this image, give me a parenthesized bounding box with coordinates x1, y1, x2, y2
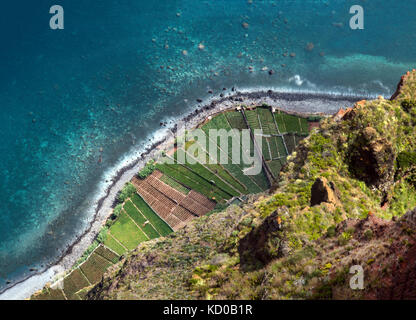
(125, 200, 161, 239)
(109, 210, 148, 250)
(103, 233, 127, 256)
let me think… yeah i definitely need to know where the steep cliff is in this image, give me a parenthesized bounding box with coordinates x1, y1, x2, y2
(87, 71, 416, 300)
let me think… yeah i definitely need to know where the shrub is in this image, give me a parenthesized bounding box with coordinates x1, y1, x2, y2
(338, 231, 352, 245)
(138, 159, 156, 179)
(397, 151, 416, 170)
(326, 225, 336, 238)
(117, 183, 136, 203)
(364, 229, 373, 240)
(400, 99, 416, 113)
(74, 240, 99, 268)
(112, 204, 123, 219)
(307, 115, 322, 122)
(97, 227, 108, 243)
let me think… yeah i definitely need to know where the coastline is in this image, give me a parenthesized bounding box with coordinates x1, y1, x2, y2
(0, 88, 372, 300)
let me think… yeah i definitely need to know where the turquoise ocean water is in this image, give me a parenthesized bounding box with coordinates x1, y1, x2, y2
(0, 0, 415, 291)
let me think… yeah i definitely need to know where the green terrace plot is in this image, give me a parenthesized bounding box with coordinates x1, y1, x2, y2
(267, 159, 284, 179)
(239, 107, 314, 184)
(274, 111, 309, 134)
(257, 107, 279, 135)
(212, 112, 269, 190)
(124, 200, 160, 239)
(33, 190, 173, 301)
(160, 174, 190, 194)
(94, 244, 121, 264)
(205, 163, 247, 194)
(185, 161, 239, 197)
(274, 136, 288, 157)
(273, 111, 287, 132)
(109, 210, 148, 250)
(268, 136, 280, 159)
(79, 252, 114, 285)
(225, 110, 248, 130)
(63, 268, 90, 300)
(283, 114, 301, 133)
(181, 124, 269, 194)
(260, 136, 272, 161)
(180, 145, 241, 197)
(32, 244, 120, 301)
(156, 159, 231, 203)
(244, 109, 261, 130)
(284, 134, 297, 155)
(131, 193, 173, 236)
(103, 233, 127, 256)
(222, 111, 271, 193)
(181, 139, 247, 195)
(257, 107, 282, 160)
(200, 113, 235, 164)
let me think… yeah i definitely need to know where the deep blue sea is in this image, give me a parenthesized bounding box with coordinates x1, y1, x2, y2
(1, 0, 415, 291)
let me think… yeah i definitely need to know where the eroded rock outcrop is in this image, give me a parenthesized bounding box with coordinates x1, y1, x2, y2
(238, 208, 288, 270)
(310, 177, 340, 206)
(347, 126, 395, 192)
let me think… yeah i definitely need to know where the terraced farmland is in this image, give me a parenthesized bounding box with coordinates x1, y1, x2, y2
(32, 105, 319, 300)
(33, 189, 174, 300)
(32, 244, 122, 300)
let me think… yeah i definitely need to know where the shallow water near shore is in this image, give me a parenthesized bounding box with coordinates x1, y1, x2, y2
(0, 0, 416, 295)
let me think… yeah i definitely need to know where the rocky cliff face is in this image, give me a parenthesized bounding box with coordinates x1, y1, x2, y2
(87, 71, 416, 300)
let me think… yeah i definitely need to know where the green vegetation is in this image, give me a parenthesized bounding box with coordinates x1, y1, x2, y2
(106, 204, 123, 227)
(117, 182, 136, 203)
(156, 161, 230, 202)
(138, 159, 156, 179)
(307, 115, 323, 122)
(124, 200, 160, 239)
(401, 99, 416, 113)
(222, 163, 263, 194)
(397, 151, 416, 170)
(103, 234, 127, 256)
(225, 110, 247, 130)
(74, 240, 100, 268)
(245, 110, 261, 129)
(131, 193, 173, 236)
(267, 159, 283, 178)
(185, 162, 239, 197)
(94, 244, 121, 264)
(275, 136, 287, 156)
(205, 164, 247, 194)
(257, 107, 279, 135)
(109, 210, 148, 250)
(160, 174, 190, 194)
(80, 253, 113, 284)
